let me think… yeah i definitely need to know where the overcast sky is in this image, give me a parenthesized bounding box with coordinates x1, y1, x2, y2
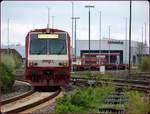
(1, 1, 149, 46)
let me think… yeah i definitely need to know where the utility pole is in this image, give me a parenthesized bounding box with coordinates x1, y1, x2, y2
(144, 23, 146, 54)
(125, 17, 128, 66)
(52, 16, 54, 29)
(141, 25, 144, 57)
(144, 23, 146, 46)
(99, 11, 102, 71)
(108, 25, 111, 64)
(99, 11, 101, 54)
(128, 0, 132, 73)
(47, 8, 50, 28)
(71, 2, 74, 49)
(7, 18, 9, 53)
(72, 17, 80, 59)
(85, 5, 95, 55)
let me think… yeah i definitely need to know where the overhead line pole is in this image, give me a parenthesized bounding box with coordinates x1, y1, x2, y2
(85, 5, 94, 55)
(47, 8, 50, 28)
(144, 23, 146, 46)
(72, 2, 74, 49)
(128, 0, 132, 73)
(99, 11, 101, 54)
(125, 17, 128, 66)
(72, 17, 80, 60)
(7, 18, 9, 54)
(52, 16, 54, 29)
(141, 25, 144, 57)
(108, 25, 111, 64)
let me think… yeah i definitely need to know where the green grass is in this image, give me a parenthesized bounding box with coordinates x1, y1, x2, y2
(54, 85, 114, 113)
(125, 91, 149, 113)
(138, 56, 149, 72)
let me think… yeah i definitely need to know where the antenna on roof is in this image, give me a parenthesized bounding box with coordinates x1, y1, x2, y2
(47, 8, 50, 29)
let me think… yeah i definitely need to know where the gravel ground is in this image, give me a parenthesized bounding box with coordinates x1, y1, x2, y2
(32, 84, 76, 113)
(1, 81, 31, 101)
(32, 102, 57, 113)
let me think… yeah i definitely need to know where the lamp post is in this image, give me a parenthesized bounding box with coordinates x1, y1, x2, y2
(72, 17, 80, 60)
(85, 5, 94, 55)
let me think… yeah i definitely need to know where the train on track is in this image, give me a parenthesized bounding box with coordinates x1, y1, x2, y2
(25, 28, 71, 87)
(72, 53, 129, 71)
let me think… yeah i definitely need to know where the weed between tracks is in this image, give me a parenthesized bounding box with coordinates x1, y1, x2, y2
(54, 84, 149, 113)
(54, 85, 114, 112)
(125, 91, 149, 113)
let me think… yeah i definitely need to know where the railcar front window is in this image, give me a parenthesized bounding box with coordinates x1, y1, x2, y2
(29, 33, 67, 55)
(30, 39, 47, 54)
(49, 39, 67, 55)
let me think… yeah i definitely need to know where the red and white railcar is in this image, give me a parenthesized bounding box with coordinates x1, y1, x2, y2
(25, 28, 71, 86)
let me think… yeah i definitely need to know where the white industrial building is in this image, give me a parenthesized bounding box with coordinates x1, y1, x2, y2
(73, 39, 149, 65)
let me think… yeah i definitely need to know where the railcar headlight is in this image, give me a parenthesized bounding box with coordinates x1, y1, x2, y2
(59, 62, 68, 66)
(29, 62, 34, 66)
(29, 62, 38, 66)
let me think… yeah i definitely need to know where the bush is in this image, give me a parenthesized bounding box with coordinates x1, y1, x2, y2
(0, 53, 19, 93)
(0, 63, 15, 93)
(70, 89, 91, 107)
(138, 57, 149, 72)
(1, 53, 21, 70)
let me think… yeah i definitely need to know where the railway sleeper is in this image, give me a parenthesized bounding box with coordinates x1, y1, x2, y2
(99, 108, 125, 114)
(105, 99, 125, 104)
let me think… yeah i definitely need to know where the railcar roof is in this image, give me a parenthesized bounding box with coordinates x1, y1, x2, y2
(30, 28, 67, 33)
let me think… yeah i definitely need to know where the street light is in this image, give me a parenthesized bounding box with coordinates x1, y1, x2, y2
(85, 5, 94, 55)
(72, 17, 80, 59)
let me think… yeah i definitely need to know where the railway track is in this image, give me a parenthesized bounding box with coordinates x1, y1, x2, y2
(99, 87, 126, 114)
(1, 82, 62, 114)
(0, 80, 34, 105)
(71, 77, 149, 92)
